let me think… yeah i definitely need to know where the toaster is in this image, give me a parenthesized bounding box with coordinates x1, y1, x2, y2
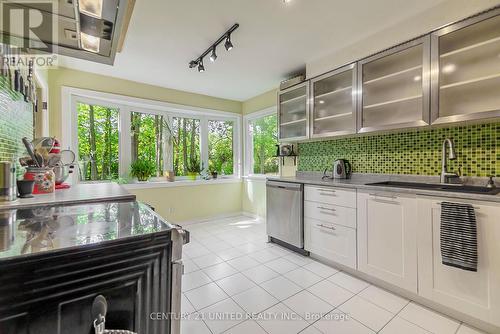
(333, 159, 351, 179)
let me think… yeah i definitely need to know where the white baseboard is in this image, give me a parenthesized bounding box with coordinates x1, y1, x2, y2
(178, 211, 264, 226)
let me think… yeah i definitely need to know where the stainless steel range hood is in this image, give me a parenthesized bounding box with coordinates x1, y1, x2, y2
(0, 0, 133, 65)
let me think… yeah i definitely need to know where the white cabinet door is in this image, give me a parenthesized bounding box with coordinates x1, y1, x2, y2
(417, 197, 500, 327)
(357, 191, 418, 292)
(304, 218, 357, 269)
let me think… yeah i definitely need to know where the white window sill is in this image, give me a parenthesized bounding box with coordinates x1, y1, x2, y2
(122, 177, 242, 190)
(242, 175, 277, 181)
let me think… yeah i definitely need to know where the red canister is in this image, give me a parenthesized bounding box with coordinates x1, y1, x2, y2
(24, 168, 55, 194)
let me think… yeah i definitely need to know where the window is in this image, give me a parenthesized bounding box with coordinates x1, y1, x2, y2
(67, 88, 240, 183)
(77, 102, 119, 181)
(245, 111, 278, 176)
(208, 120, 234, 175)
(130, 111, 166, 176)
(171, 117, 201, 176)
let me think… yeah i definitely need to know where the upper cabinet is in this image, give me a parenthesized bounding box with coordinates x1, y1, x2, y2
(431, 10, 500, 124)
(278, 82, 309, 141)
(310, 64, 357, 138)
(357, 37, 431, 133)
(276, 8, 500, 141)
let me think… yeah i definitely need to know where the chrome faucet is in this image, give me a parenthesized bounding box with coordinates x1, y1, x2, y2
(440, 138, 459, 184)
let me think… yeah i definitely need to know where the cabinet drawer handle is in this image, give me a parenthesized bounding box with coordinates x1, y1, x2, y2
(316, 224, 336, 231)
(318, 206, 336, 212)
(369, 193, 397, 199)
(319, 192, 337, 196)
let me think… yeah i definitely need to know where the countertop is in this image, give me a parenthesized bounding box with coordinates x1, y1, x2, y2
(0, 200, 172, 262)
(0, 183, 135, 210)
(268, 173, 500, 203)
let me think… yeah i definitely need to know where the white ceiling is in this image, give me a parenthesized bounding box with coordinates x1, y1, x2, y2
(59, 0, 446, 101)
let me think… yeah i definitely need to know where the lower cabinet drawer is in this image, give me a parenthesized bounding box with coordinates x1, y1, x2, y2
(304, 218, 357, 269)
(304, 200, 356, 229)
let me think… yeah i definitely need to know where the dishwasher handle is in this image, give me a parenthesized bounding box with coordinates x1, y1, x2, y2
(266, 181, 302, 191)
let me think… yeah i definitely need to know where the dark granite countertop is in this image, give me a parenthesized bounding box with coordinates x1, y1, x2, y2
(268, 173, 500, 203)
(0, 200, 172, 262)
(0, 183, 135, 210)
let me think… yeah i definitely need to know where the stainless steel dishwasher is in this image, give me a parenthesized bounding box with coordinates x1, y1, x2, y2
(266, 181, 306, 253)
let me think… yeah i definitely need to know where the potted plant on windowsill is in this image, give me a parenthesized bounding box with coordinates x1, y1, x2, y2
(130, 160, 156, 182)
(186, 161, 201, 181)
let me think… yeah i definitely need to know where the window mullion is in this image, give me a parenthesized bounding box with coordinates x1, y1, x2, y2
(200, 116, 209, 172)
(120, 106, 132, 179)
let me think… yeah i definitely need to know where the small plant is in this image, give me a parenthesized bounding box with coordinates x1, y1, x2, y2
(130, 160, 156, 182)
(186, 159, 201, 180)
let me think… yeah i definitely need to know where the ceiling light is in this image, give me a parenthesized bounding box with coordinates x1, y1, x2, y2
(210, 47, 217, 62)
(225, 35, 234, 51)
(80, 32, 100, 53)
(442, 64, 456, 74)
(78, 0, 103, 18)
(413, 75, 421, 82)
(198, 59, 205, 72)
(189, 23, 239, 72)
(189, 60, 199, 68)
(283, 0, 292, 3)
(319, 100, 325, 104)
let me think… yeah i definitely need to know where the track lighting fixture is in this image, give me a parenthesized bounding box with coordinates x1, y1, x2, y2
(224, 35, 233, 51)
(189, 60, 199, 68)
(198, 59, 205, 72)
(188, 23, 239, 72)
(210, 47, 217, 62)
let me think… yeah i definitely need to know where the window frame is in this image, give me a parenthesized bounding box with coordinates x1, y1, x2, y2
(63, 87, 241, 183)
(243, 106, 279, 178)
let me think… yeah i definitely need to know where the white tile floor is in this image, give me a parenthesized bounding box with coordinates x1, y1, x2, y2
(180, 216, 487, 334)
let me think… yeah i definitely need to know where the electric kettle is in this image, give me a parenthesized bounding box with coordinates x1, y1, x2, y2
(333, 159, 351, 179)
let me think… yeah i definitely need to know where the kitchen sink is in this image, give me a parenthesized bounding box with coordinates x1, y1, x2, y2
(365, 181, 500, 195)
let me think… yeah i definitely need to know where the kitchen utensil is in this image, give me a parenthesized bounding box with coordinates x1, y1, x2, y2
(333, 159, 352, 179)
(22, 137, 40, 168)
(17, 179, 35, 198)
(24, 168, 55, 194)
(19, 156, 35, 167)
(0, 162, 17, 202)
(35, 146, 51, 167)
(32, 137, 56, 153)
(60, 149, 76, 165)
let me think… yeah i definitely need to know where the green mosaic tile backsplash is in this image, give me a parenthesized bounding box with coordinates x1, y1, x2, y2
(298, 122, 500, 177)
(0, 77, 34, 171)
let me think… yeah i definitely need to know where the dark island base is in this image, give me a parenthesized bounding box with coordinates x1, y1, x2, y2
(0, 232, 173, 334)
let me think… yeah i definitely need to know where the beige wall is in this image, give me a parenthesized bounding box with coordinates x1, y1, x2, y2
(48, 67, 242, 139)
(307, 0, 500, 78)
(242, 88, 278, 115)
(127, 182, 242, 223)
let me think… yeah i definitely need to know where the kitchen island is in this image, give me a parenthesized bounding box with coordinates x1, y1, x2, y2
(0, 184, 186, 334)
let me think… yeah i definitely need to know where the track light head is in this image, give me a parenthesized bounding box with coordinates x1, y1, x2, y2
(198, 59, 205, 72)
(210, 46, 217, 62)
(224, 35, 233, 51)
(189, 60, 199, 68)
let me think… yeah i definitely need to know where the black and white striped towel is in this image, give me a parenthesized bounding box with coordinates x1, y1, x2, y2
(440, 202, 478, 272)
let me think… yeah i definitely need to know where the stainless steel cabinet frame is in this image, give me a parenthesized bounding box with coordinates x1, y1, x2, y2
(430, 7, 500, 124)
(357, 36, 431, 133)
(278, 82, 310, 142)
(309, 63, 357, 138)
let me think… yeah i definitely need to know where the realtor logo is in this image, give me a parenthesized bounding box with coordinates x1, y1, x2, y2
(0, 0, 56, 53)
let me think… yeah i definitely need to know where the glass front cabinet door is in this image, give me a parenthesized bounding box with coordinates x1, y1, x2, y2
(431, 9, 500, 124)
(310, 63, 357, 138)
(357, 37, 431, 133)
(278, 82, 309, 141)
